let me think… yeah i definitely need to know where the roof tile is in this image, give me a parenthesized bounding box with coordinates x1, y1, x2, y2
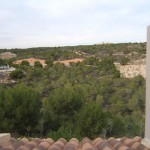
(0, 137, 149, 150)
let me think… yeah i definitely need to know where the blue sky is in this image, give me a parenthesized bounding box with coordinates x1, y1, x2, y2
(0, 0, 150, 48)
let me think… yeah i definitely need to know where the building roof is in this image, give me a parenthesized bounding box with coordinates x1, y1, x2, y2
(0, 136, 149, 150)
(54, 58, 84, 66)
(13, 58, 46, 66)
(0, 52, 17, 59)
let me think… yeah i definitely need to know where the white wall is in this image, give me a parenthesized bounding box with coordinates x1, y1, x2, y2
(145, 26, 150, 142)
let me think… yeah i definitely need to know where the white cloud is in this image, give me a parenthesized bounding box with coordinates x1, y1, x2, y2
(0, 0, 150, 48)
(25, 0, 92, 18)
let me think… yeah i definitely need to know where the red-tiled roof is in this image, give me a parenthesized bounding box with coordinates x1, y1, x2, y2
(0, 136, 149, 150)
(54, 58, 84, 66)
(13, 58, 46, 66)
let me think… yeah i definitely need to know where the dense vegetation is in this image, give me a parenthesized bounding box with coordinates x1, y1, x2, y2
(0, 42, 146, 61)
(0, 43, 146, 140)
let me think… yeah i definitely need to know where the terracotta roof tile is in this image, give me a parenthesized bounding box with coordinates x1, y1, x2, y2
(31, 138, 41, 145)
(107, 137, 120, 146)
(97, 140, 115, 150)
(114, 143, 131, 150)
(54, 58, 84, 66)
(120, 138, 128, 143)
(132, 137, 143, 143)
(123, 139, 135, 147)
(13, 58, 46, 66)
(131, 142, 146, 150)
(0, 137, 149, 150)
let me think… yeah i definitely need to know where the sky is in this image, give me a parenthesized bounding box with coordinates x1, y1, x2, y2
(0, 0, 150, 49)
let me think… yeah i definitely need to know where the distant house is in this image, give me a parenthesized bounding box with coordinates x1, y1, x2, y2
(0, 52, 17, 59)
(13, 58, 47, 67)
(54, 58, 84, 66)
(0, 65, 10, 70)
(0, 65, 16, 73)
(96, 42, 111, 45)
(0, 65, 16, 84)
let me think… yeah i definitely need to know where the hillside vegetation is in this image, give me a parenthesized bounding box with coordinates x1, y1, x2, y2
(0, 42, 146, 139)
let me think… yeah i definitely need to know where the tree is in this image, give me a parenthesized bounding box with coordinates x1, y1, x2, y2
(46, 58, 53, 67)
(84, 57, 99, 65)
(34, 61, 42, 68)
(78, 102, 107, 138)
(0, 85, 41, 135)
(0, 58, 7, 66)
(0, 59, 4, 65)
(10, 69, 24, 79)
(43, 83, 83, 131)
(99, 57, 120, 77)
(20, 60, 30, 66)
(120, 57, 129, 65)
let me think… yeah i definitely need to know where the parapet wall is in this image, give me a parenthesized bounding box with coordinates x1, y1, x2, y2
(0, 133, 10, 144)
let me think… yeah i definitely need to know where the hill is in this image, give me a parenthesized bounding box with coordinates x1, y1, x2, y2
(0, 42, 146, 138)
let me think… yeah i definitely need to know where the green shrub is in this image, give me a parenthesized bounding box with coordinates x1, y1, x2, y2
(47, 126, 82, 141)
(10, 69, 24, 79)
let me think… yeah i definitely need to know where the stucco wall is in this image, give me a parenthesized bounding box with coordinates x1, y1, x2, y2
(145, 25, 150, 142)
